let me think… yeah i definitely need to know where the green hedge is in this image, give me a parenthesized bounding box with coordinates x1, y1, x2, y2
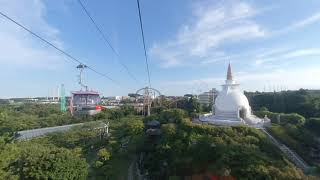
(254, 111, 278, 122)
(280, 113, 305, 125)
(254, 111, 305, 125)
(306, 118, 320, 135)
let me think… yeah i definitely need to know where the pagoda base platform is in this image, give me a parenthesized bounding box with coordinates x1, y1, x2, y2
(198, 113, 268, 128)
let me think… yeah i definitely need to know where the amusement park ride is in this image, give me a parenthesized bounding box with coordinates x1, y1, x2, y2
(70, 64, 102, 116)
(135, 87, 162, 116)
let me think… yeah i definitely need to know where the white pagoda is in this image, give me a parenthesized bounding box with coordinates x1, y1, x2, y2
(200, 63, 266, 126)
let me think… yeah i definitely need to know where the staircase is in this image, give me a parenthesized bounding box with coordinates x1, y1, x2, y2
(214, 111, 239, 120)
(261, 128, 310, 172)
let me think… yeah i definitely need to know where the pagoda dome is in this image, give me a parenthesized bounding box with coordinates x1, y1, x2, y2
(215, 90, 250, 112)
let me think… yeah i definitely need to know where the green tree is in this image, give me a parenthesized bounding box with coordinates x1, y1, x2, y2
(259, 106, 268, 111)
(120, 105, 135, 116)
(97, 148, 111, 162)
(306, 118, 320, 135)
(247, 89, 320, 118)
(8, 143, 88, 180)
(159, 109, 187, 124)
(143, 118, 312, 179)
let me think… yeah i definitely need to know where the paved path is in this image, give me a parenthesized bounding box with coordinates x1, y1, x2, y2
(261, 128, 310, 172)
(16, 123, 84, 140)
(127, 158, 135, 180)
(17, 121, 109, 140)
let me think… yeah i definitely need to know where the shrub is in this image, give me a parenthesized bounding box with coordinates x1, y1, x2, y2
(159, 109, 187, 124)
(259, 107, 269, 111)
(95, 160, 104, 168)
(254, 111, 279, 123)
(306, 118, 320, 135)
(161, 123, 177, 139)
(143, 114, 158, 123)
(268, 125, 301, 153)
(97, 148, 111, 162)
(125, 119, 144, 135)
(151, 106, 165, 115)
(280, 113, 305, 125)
(254, 111, 305, 125)
(9, 143, 88, 180)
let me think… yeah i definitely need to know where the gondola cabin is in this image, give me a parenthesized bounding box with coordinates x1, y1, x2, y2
(71, 90, 102, 116)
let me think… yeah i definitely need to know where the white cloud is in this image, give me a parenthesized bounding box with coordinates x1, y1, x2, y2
(292, 12, 320, 28)
(238, 67, 320, 91)
(150, 0, 265, 68)
(256, 47, 291, 59)
(254, 48, 320, 65)
(272, 12, 320, 36)
(0, 0, 66, 69)
(283, 48, 320, 59)
(150, 1, 320, 69)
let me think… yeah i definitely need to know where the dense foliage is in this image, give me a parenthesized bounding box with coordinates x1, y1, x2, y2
(306, 118, 320, 136)
(254, 109, 305, 125)
(268, 124, 315, 162)
(142, 117, 310, 179)
(0, 140, 88, 180)
(1, 98, 319, 179)
(0, 103, 145, 179)
(159, 97, 202, 116)
(246, 89, 320, 118)
(254, 110, 320, 167)
(0, 104, 87, 134)
(247, 90, 320, 171)
(147, 108, 189, 123)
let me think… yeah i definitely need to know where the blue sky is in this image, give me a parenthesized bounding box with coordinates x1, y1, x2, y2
(1, 0, 320, 98)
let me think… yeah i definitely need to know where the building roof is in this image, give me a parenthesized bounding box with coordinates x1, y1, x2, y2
(71, 90, 100, 95)
(146, 128, 161, 135)
(146, 120, 160, 126)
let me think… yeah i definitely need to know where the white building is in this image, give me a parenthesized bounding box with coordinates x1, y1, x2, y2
(200, 63, 267, 127)
(198, 88, 218, 106)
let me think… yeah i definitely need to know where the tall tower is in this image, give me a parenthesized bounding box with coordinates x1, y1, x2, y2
(60, 84, 66, 112)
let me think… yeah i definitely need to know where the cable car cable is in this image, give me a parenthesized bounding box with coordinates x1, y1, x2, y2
(77, 0, 141, 85)
(136, 0, 151, 88)
(0, 10, 122, 87)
